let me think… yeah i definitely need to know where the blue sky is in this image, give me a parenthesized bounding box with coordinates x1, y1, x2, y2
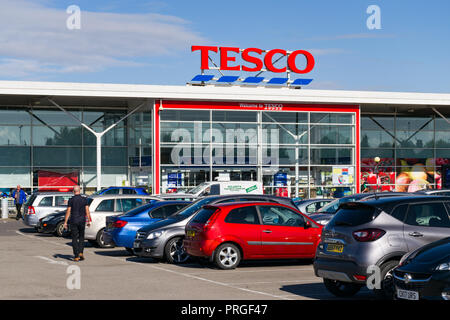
(0, 0, 449, 92)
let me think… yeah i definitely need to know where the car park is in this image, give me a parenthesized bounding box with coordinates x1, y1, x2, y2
(314, 195, 450, 299)
(22, 192, 74, 228)
(393, 237, 450, 300)
(293, 198, 333, 216)
(85, 194, 160, 247)
(184, 202, 322, 269)
(132, 194, 298, 264)
(103, 200, 190, 252)
(309, 192, 414, 225)
(92, 186, 149, 196)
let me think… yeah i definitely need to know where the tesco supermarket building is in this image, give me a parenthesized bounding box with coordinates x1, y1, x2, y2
(0, 80, 450, 198)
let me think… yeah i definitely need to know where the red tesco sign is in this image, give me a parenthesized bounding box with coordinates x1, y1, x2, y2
(192, 46, 315, 74)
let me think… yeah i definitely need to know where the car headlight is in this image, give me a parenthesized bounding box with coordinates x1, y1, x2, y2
(146, 230, 164, 240)
(436, 262, 450, 271)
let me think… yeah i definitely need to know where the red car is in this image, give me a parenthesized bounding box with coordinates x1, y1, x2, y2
(184, 202, 323, 269)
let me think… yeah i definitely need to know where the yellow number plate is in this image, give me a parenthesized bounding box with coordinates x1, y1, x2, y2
(326, 244, 344, 253)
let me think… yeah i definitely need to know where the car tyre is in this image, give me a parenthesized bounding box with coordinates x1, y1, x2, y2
(214, 243, 241, 270)
(374, 260, 399, 300)
(96, 228, 114, 248)
(164, 237, 190, 264)
(323, 278, 362, 297)
(54, 222, 65, 237)
(125, 247, 135, 255)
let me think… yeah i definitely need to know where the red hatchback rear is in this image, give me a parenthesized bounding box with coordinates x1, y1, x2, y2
(184, 202, 323, 269)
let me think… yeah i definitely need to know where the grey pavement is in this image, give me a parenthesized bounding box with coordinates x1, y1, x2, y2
(0, 218, 375, 300)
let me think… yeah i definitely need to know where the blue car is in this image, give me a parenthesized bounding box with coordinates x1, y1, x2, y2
(94, 186, 149, 196)
(103, 200, 190, 251)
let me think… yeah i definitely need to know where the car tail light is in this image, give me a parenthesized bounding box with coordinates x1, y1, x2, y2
(353, 228, 385, 242)
(28, 206, 35, 215)
(353, 275, 367, 281)
(113, 220, 128, 228)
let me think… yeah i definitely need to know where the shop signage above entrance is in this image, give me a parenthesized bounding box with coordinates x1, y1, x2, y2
(189, 46, 315, 88)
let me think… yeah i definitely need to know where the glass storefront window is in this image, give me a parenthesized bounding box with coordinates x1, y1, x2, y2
(0, 109, 31, 125)
(310, 113, 353, 124)
(31, 109, 82, 125)
(0, 167, 31, 187)
(33, 147, 82, 167)
(212, 111, 257, 122)
(396, 117, 434, 148)
(310, 125, 353, 144)
(0, 147, 30, 166)
(33, 126, 82, 146)
(310, 148, 353, 165)
(262, 111, 307, 124)
(160, 110, 210, 121)
(83, 147, 127, 166)
(262, 124, 308, 145)
(0, 126, 31, 146)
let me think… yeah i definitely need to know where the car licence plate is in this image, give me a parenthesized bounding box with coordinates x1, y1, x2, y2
(187, 230, 195, 237)
(133, 241, 140, 249)
(396, 288, 419, 300)
(326, 243, 344, 253)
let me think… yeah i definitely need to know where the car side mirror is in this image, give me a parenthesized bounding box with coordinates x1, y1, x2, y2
(304, 220, 311, 229)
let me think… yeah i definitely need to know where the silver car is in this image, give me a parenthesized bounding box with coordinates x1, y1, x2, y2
(23, 192, 74, 228)
(84, 194, 161, 247)
(314, 195, 450, 299)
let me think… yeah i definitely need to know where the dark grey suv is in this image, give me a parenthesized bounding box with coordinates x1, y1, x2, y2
(133, 194, 298, 264)
(314, 195, 450, 299)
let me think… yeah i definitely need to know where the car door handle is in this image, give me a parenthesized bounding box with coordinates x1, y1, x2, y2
(263, 230, 272, 233)
(408, 232, 423, 237)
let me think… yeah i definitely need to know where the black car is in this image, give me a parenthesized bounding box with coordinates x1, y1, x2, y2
(133, 194, 299, 264)
(394, 237, 450, 300)
(38, 210, 70, 237)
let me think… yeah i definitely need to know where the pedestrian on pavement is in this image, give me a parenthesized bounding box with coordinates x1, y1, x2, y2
(63, 186, 92, 262)
(12, 185, 27, 220)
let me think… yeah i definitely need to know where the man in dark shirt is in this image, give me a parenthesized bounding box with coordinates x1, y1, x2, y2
(63, 186, 92, 262)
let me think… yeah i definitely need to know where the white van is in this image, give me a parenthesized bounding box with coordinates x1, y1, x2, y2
(172, 181, 263, 198)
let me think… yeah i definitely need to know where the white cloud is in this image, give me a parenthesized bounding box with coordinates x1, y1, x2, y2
(0, 0, 206, 77)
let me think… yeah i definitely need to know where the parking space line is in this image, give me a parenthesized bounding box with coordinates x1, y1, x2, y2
(109, 255, 295, 300)
(228, 279, 320, 285)
(16, 231, 67, 248)
(183, 267, 314, 275)
(16, 231, 294, 300)
(34, 255, 69, 266)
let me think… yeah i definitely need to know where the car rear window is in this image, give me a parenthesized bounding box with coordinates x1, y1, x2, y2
(328, 202, 379, 227)
(25, 194, 37, 206)
(192, 207, 218, 224)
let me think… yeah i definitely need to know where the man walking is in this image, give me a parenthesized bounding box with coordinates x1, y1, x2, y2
(12, 185, 27, 220)
(63, 186, 92, 262)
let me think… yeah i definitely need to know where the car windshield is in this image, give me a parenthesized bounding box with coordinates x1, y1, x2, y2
(173, 197, 219, 219)
(185, 183, 208, 195)
(317, 196, 360, 214)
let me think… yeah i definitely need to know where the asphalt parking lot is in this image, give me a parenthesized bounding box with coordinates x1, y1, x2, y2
(0, 218, 374, 300)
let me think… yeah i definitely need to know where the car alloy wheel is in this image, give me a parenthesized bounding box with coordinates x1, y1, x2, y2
(56, 222, 65, 237)
(216, 244, 241, 269)
(169, 238, 189, 263)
